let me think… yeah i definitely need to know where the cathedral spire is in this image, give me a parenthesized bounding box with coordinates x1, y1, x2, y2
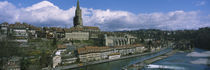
(77, 0, 80, 9)
(73, 0, 83, 27)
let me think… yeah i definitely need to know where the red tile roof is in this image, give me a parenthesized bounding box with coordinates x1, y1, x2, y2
(57, 45, 67, 49)
(77, 46, 110, 54)
(77, 44, 144, 55)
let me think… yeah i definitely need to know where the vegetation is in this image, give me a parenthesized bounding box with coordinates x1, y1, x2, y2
(0, 38, 57, 69)
(120, 27, 210, 50)
(0, 39, 23, 57)
(40, 50, 52, 68)
(169, 27, 210, 50)
(194, 27, 210, 50)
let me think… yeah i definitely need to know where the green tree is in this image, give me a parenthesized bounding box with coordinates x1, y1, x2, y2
(39, 51, 52, 68)
(20, 58, 30, 70)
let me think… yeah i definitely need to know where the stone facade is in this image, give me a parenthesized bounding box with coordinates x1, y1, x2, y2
(66, 0, 100, 40)
(104, 34, 137, 46)
(54, 45, 78, 67)
(53, 56, 61, 68)
(108, 53, 121, 59)
(77, 46, 111, 62)
(0, 22, 9, 40)
(73, 0, 83, 28)
(65, 32, 89, 40)
(62, 57, 77, 65)
(69, 26, 100, 32)
(9, 22, 28, 42)
(77, 45, 146, 62)
(0, 22, 9, 35)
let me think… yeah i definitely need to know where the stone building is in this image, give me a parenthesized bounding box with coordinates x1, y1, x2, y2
(77, 46, 112, 62)
(54, 45, 77, 66)
(65, 32, 89, 40)
(70, 26, 100, 33)
(71, 0, 100, 32)
(0, 22, 9, 40)
(104, 34, 137, 46)
(39, 27, 65, 39)
(77, 45, 146, 62)
(53, 56, 61, 68)
(61, 57, 77, 65)
(27, 25, 41, 38)
(108, 53, 121, 59)
(9, 22, 28, 42)
(0, 22, 9, 35)
(64, 0, 100, 40)
(55, 28, 65, 38)
(114, 44, 146, 56)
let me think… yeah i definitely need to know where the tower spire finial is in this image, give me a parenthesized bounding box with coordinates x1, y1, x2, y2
(77, 0, 80, 9)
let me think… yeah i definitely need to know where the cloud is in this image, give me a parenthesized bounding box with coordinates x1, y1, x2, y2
(0, 1, 19, 23)
(195, 1, 206, 6)
(0, 1, 210, 31)
(0, 1, 75, 27)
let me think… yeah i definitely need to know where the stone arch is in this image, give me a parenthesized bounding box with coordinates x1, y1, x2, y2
(119, 39, 122, 46)
(121, 39, 124, 46)
(115, 40, 119, 46)
(124, 39, 127, 45)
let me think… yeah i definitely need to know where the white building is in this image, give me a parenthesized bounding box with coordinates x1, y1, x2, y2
(53, 56, 61, 68)
(0, 22, 9, 35)
(108, 53, 121, 59)
(77, 45, 146, 63)
(62, 57, 77, 64)
(9, 23, 28, 42)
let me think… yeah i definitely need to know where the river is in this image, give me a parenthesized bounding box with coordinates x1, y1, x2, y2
(71, 48, 210, 70)
(142, 48, 210, 70)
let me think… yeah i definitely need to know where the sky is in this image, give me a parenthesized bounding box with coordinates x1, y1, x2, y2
(0, 0, 209, 31)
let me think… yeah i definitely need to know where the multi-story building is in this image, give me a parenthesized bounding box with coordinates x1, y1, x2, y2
(0, 22, 9, 35)
(63, 0, 100, 41)
(77, 45, 146, 63)
(77, 46, 112, 62)
(53, 56, 61, 68)
(108, 53, 121, 59)
(28, 25, 41, 38)
(54, 45, 77, 67)
(61, 57, 77, 65)
(9, 22, 28, 42)
(65, 32, 89, 40)
(104, 34, 137, 46)
(0, 22, 9, 40)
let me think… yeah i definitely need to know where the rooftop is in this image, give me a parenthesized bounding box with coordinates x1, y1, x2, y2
(77, 44, 144, 55)
(77, 46, 111, 55)
(57, 44, 67, 49)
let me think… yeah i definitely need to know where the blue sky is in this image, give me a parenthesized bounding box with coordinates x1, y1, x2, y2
(4, 0, 210, 14)
(0, 0, 209, 31)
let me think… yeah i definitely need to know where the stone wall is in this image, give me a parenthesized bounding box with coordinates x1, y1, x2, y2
(65, 32, 89, 40)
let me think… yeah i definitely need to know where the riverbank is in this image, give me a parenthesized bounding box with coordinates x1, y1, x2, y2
(125, 50, 177, 70)
(54, 48, 168, 70)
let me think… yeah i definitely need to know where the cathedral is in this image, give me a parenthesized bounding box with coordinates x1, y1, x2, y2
(70, 0, 100, 32)
(65, 0, 100, 40)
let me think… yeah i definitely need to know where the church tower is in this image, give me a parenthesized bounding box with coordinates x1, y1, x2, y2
(73, 0, 83, 27)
